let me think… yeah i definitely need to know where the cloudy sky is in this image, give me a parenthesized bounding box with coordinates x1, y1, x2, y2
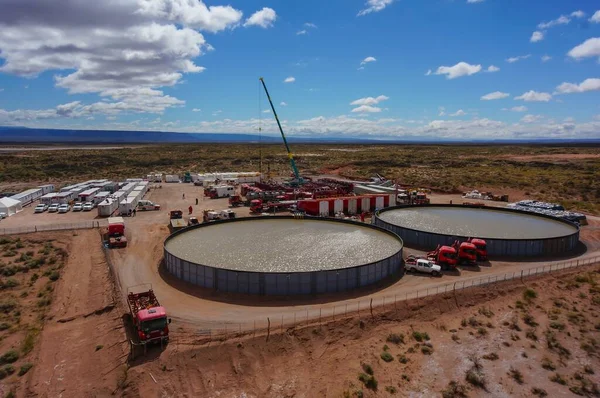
(0, 0, 599, 140)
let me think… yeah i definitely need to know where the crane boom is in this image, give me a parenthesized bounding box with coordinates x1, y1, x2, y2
(259, 77, 301, 183)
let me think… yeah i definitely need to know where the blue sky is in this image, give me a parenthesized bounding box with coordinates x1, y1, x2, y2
(0, 0, 599, 140)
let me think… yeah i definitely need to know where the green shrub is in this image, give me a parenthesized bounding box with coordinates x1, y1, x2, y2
(0, 322, 10, 331)
(526, 329, 538, 341)
(421, 345, 433, 355)
(478, 307, 494, 318)
(18, 363, 33, 376)
(482, 352, 498, 361)
(0, 364, 15, 379)
(442, 381, 468, 398)
(531, 387, 548, 397)
(541, 358, 555, 371)
(397, 354, 408, 364)
(584, 365, 594, 375)
(477, 327, 488, 336)
(0, 300, 17, 313)
(523, 288, 537, 300)
(0, 350, 19, 364)
(361, 363, 373, 375)
(385, 386, 397, 394)
(550, 322, 565, 331)
(509, 367, 524, 384)
(380, 352, 393, 362)
(550, 373, 567, 385)
(412, 331, 430, 342)
(386, 333, 404, 345)
(21, 328, 39, 355)
(358, 373, 377, 390)
(49, 271, 60, 281)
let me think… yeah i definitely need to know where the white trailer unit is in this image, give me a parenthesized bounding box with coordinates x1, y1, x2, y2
(120, 183, 136, 195)
(56, 192, 74, 204)
(125, 178, 144, 183)
(10, 188, 44, 206)
(93, 191, 111, 205)
(38, 184, 55, 195)
(97, 198, 119, 217)
(165, 175, 180, 183)
(119, 197, 139, 216)
(112, 191, 126, 203)
(60, 184, 79, 193)
(40, 193, 58, 205)
(78, 188, 101, 203)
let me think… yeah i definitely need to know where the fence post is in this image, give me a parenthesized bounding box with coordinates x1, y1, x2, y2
(369, 298, 373, 319)
(520, 270, 524, 283)
(266, 318, 270, 342)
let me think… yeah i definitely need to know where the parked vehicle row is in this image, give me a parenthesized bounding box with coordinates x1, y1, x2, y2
(35, 201, 95, 214)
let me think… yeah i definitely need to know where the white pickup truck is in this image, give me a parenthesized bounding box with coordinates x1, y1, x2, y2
(405, 257, 442, 276)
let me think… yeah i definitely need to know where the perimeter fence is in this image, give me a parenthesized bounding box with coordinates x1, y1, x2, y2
(194, 255, 600, 341)
(0, 220, 107, 236)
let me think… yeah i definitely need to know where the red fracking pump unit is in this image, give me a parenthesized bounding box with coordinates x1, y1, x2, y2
(467, 238, 488, 261)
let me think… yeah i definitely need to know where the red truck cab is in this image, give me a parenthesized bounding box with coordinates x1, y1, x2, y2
(468, 238, 488, 261)
(454, 241, 477, 264)
(427, 245, 458, 270)
(127, 287, 170, 345)
(250, 199, 263, 213)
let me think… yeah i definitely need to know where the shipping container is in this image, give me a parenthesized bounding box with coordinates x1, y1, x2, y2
(98, 198, 119, 217)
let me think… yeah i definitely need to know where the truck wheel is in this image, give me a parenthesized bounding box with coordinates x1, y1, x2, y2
(431, 271, 439, 277)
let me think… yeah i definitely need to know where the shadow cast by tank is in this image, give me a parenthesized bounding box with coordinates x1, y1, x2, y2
(157, 259, 405, 307)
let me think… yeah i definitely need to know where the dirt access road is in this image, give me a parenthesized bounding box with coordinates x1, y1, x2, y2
(107, 183, 600, 332)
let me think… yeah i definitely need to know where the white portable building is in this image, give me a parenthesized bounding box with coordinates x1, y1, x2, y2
(10, 188, 43, 206)
(97, 198, 119, 217)
(0, 197, 23, 216)
(125, 178, 144, 183)
(79, 188, 100, 203)
(165, 175, 180, 183)
(38, 184, 55, 195)
(119, 197, 139, 215)
(93, 191, 111, 205)
(40, 193, 59, 205)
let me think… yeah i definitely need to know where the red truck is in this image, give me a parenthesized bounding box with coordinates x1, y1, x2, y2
(452, 240, 478, 265)
(427, 245, 458, 270)
(468, 238, 488, 261)
(127, 285, 171, 346)
(107, 217, 127, 248)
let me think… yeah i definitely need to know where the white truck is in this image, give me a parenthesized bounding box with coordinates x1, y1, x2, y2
(137, 200, 161, 211)
(405, 257, 442, 276)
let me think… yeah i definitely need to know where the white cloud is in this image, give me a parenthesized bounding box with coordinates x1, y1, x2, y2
(284, 77, 296, 83)
(571, 10, 585, 18)
(521, 114, 543, 123)
(506, 54, 531, 63)
(425, 69, 432, 76)
(212, 110, 222, 116)
(541, 55, 552, 62)
(564, 117, 575, 122)
(0, 0, 245, 117)
(538, 14, 571, 29)
(351, 105, 382, 113)
(467, 0, 484, 3)
(591, 11, 600, 23)
(350, 95, 389, 106)
(567, 37, 600, 60)
(515, 91, 552, 102)
(262, 109, 271, 113)
(357, 66, 365, 71)
(511, 106, 528, 112)
(486, 65, 500, 72)
(361, 56, 377, 65)
(434, 62, 482, 79)
(296, 30, 307, 35)
(192, 108, 202, 112)
(358, 0, 394, 16)
(555, 78, 600, 94)
(450, 109, 466, 117)
(438, 106, 446, 117)
(280, 101, 288, 106)
(0, 88, 4, 92)
(304, 22, 317, 28)
(243, 7, 277, 28)
(530, 31, 544, 43)
(481, 91, 509, 100)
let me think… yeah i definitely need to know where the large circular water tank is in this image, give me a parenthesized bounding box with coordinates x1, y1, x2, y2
(374, 205, 579, 258)
(164, 216, 404, 295)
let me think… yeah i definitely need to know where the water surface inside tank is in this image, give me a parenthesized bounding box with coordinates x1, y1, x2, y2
(166, 219, 403, 273)
(378, 207, 577, 239)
